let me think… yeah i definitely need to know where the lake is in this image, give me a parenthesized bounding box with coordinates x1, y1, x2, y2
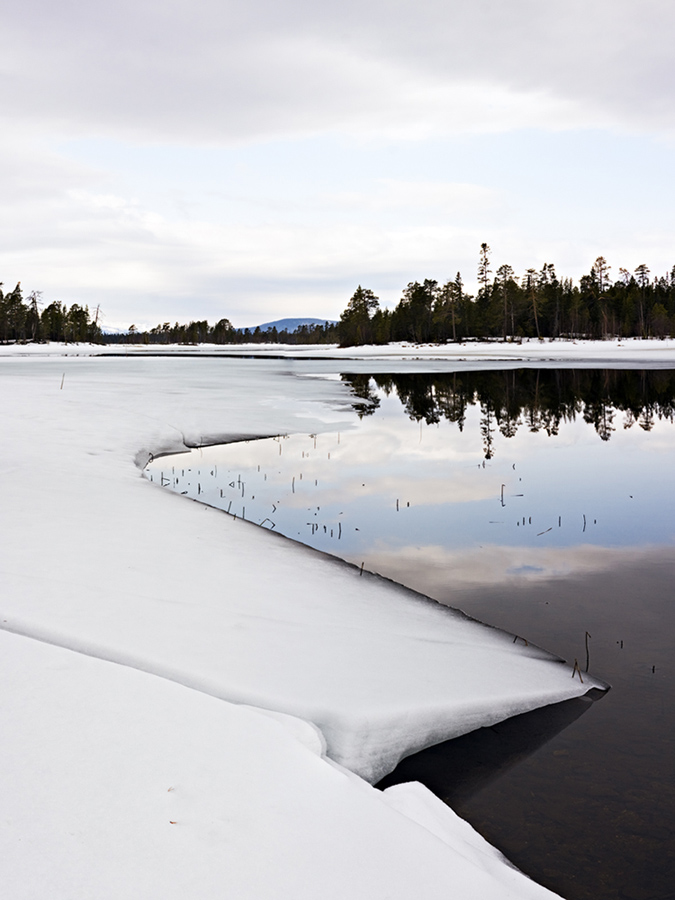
(146, 366, 675, 900)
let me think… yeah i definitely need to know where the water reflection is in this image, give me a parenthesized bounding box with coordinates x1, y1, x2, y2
(343, 369, 675, 456)
(146, 369, 675, 589)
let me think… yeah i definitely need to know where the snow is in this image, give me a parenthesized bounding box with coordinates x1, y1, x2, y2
(0, 348, 613, 897)
(3, 336, 675, 363)
(0, 629, 561, 900)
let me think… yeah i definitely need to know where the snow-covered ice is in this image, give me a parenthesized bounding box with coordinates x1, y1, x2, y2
(0, 629, 562, 899)
(4, 336, 675, 363)
(0, 347, 622, 897)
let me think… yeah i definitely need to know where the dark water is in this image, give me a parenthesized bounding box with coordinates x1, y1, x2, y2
(146, 368, 675, 900)
(421, 557, 675, 900)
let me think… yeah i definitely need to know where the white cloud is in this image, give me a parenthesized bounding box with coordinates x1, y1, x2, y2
(327, 180, 502, 218)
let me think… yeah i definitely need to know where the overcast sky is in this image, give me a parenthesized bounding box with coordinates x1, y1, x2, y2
(2, 0, 674, 328)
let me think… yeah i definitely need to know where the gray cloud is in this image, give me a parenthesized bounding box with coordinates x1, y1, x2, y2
(2, 1, 674, 325)
(2, 0, 674, 141)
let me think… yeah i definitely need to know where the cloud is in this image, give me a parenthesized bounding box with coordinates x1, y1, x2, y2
(3, 1, 675, 323)
(1, 1, 674, 143)
(327, 180, 502, 220)
(0, 137, 502, 323)
(362, 540, 668, 593)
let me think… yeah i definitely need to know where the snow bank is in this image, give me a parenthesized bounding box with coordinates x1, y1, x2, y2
(0, 351, 601, 896)
(0, 629, 561, 899)
(3, 336, 675, 363)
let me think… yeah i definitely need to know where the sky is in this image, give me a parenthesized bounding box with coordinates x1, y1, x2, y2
(1, 0, 675, 330)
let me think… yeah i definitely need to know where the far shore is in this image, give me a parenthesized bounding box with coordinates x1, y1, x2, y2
(2, 336, 675, 364)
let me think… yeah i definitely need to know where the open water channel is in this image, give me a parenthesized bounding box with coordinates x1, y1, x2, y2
(146, 367, 675, 900)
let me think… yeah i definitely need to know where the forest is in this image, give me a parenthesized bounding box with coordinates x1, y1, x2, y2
(102, 319, 339, 345)
(0, 283, 102, 343)
(0, 282, 335, 345)
(2, 247, 674, 345)
(337, 249, 675, 346)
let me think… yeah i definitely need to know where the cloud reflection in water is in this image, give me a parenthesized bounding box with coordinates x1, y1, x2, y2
(146, 368, 675, 593)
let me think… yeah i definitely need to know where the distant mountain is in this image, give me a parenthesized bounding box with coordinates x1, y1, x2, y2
(237, 317, 337, 333)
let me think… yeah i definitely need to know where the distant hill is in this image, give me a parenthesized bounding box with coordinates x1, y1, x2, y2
(238, 317, 337, 333)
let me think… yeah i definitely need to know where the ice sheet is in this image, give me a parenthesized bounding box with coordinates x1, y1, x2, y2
(0, 350, 608, 897)
(0, 354, 603, 782)
(0, 629, 562, 899)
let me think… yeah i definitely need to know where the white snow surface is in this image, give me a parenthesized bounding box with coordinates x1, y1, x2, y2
(0, 349, 608, 897)
(4, 336, 675, 362)
(0, 629, 560, 900)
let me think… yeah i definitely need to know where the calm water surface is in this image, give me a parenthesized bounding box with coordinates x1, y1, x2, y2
(146, 368, 675, 900)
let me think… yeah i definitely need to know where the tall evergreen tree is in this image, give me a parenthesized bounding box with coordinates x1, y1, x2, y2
(338, 286, 380, 346)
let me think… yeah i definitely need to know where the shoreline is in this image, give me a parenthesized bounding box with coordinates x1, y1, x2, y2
(2, 335, 675, 364)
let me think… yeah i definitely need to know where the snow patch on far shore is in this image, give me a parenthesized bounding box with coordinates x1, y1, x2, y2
(2, 336, 675, 364)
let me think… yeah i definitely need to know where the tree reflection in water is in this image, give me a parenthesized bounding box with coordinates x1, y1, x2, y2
(342, 368, 675, 457)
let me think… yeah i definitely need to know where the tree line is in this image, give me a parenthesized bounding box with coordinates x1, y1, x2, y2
(4, 247, 675, 346)
(338, 249, 675, 346)
(103, 319, 339, 345)
(341, 368, 675, 456)
(0, 282, 102, 343)
(0, 285, 338, 346)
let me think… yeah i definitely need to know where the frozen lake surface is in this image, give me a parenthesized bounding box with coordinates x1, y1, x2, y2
(147, 367, 675, 900)
(6, 352, 606, 900)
